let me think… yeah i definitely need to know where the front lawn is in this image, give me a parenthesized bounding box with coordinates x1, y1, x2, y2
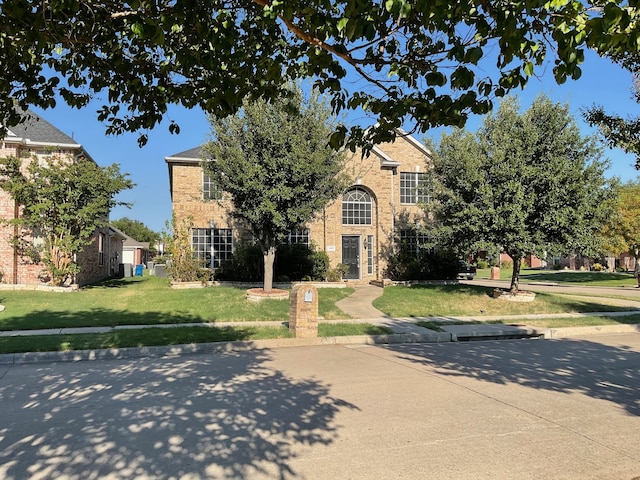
(476, 268, 637, 287)
(0, 275, 353, 331)
(0, 323, 393, 354)
(373, 284, 640, 318)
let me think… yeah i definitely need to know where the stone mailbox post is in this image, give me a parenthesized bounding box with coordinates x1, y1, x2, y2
(289, 284, 318, 338)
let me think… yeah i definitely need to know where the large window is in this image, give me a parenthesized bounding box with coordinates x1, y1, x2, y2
(284, 228, 310, 245)
(399, 229, 432, 257)
(400, 172, 432, 204)
(342, 187, 372, 225)
(192, 228, 233, 268)
(202, 173, 222, 200)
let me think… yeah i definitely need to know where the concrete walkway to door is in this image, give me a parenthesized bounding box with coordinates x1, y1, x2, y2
(334, 285, 433, 335)
(335, 284, 385, 318)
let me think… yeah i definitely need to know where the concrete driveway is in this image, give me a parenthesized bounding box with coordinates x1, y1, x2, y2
(1, 333, 639, 479)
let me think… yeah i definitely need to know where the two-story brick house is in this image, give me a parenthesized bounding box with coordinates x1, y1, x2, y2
(166, 129, 433, 283)
(0, 110, 124, 286)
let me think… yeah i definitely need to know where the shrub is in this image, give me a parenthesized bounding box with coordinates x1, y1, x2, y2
(616, 266, 627, 273)
(476, 259, 489, 269)
(216, 242, 331, 282)
(384, 248, 459, 281)
(500, 260, 513, 269)
(327, 263, 349, 282)
(216, 244, 263, 282)
(153, 255, 169, 265)
(310, 250, 331, 281)
(592, 263, 604, 271)
(166, 215, 210, 283)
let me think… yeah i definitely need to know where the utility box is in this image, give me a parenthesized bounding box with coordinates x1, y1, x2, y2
(154, 264, 168, 278)
(119, 263, 132, 278)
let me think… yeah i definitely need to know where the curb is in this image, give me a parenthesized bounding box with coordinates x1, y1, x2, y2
(1, 325, 638, 366)
(544, 324, 640, 338)
(0, 332, 452, 365)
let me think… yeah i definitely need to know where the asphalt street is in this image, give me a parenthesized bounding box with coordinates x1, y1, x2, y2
(1, 333, 639, 479)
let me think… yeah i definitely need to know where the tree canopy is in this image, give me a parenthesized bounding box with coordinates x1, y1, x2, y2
(1, 1, 640, 149)
(202, 86, 347, 291)
(600, 180, 640, 257)
(430, 95, 616, 292)
(0, 155, 133, 285)
(112, 217, 159, 245)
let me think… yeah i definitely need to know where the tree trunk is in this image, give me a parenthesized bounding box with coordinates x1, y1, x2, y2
(262, 245, 276, 293)
(509, 253, 522, 294)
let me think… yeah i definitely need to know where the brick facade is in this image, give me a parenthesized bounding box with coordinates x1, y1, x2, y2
(166, 131, 432, 283)
(0, 111, 122, 287)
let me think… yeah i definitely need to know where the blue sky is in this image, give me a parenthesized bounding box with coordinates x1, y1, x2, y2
(32, 49, 639, 233)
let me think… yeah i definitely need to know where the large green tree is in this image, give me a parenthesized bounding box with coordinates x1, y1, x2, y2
(600, 181, 640, 259)
(202, 87, 347, 292)
(0, 155, 133, 285)
(430, 95, 616, 293)
(112, 217, 159, 245)
(1, 1, 640, 148)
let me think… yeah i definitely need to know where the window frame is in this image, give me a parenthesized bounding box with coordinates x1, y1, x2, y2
(202, 172, 222, 201)
(400, 172, 432, 205)
(342, 187, 373, 225)
(98, 232, 105, 266)
(191, 228, 233, 268)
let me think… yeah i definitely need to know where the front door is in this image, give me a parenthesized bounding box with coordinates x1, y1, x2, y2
(342, 236, 360, 279)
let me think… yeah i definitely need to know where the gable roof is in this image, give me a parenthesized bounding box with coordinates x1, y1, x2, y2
(109, 225, 149, 249)
(165, 146, 204, 163)
(3, 109, 94, 162)
(5, 109, 80, 147)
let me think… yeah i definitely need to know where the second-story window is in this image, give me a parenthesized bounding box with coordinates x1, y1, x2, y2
(203, 172, 222, 200)
(400, 172, 432, 204)
(342, 187, 372, 225)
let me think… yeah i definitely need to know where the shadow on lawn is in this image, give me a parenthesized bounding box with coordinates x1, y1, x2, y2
(82, 277, 147, 289)
(0, 308, 226, 331)
(387, 335, 640, 417)
(0, 350, 359, 479)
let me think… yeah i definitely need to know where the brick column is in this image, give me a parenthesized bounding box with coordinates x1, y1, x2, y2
(289, 284, 318, 338)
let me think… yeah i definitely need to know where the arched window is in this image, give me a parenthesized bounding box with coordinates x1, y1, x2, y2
(342, 187, 372, 225)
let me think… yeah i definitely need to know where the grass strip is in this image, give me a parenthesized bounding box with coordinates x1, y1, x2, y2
(0, 323, 393, 354)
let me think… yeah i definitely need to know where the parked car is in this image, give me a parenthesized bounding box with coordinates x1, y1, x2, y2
(458, 261, 477, 280)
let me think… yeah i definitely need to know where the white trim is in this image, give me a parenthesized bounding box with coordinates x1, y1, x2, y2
(372, 146, 401, 167)
(4, 137, 82, 150)
(395, 128, 433, 157)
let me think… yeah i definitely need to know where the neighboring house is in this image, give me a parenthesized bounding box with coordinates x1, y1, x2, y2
(0, 110, 124, 286)
(114, 227, 151, 267)
(166, 130, 433, 283)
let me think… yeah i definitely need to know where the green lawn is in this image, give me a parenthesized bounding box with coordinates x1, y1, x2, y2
(0, 323, 393, 354)
(476, 267, 637, 287)
(373, 284, 640, 318)
(2, 273, 639, 355)
(0, 275, 353, 331)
